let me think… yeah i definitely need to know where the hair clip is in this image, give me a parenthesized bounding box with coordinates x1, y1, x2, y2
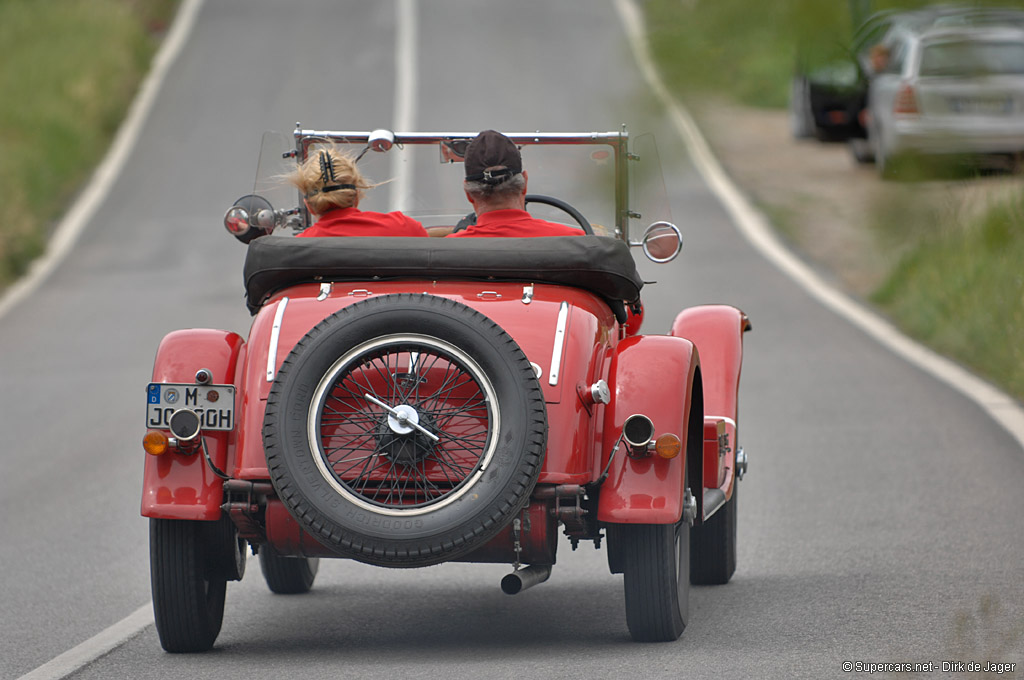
(318, 151, 338, 185)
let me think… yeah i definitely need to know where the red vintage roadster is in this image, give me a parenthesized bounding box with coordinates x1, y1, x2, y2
(141, 127, 750, 652)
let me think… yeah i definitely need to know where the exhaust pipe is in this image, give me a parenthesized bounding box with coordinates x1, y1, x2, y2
(500, 565, 552, 595)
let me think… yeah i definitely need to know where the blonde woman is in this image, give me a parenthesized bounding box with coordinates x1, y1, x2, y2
(290, 147, 427, 237)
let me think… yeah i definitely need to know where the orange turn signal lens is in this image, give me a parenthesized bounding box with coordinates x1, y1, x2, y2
(143, 430, 170, 456)
(654, 433, 682, 459)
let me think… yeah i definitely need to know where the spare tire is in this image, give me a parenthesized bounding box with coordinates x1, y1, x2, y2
(264, 293, 547, 567)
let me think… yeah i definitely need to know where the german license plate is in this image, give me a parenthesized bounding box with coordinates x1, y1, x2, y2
(146, 383, 236, 431)
(949, 96, 1012, 115)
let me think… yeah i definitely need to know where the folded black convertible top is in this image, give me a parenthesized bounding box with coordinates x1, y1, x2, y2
(243, 235, 644, 315)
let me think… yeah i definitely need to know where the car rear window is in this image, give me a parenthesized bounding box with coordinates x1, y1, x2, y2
(920, 39, 1024, 76)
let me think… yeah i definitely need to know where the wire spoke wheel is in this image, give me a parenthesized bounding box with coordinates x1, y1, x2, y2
(310, 335, 498, 513)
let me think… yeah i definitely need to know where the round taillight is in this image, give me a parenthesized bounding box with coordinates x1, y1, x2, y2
(655, 433, 682, 459)
(143, 430, 169, 456)
(622, 414, 655, 448)
(169, 409, 201, 443)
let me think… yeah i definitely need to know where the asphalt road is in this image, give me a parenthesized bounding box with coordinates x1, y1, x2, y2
(2, 1, 1023, 679)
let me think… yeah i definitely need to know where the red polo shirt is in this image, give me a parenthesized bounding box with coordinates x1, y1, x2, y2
(446, 209, 583, 238)
(299, 207, 427, 237)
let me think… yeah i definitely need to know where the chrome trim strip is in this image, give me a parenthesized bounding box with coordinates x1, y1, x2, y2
(705, 415, 737, 429)
(266, 297, 289, 382)
(548, 302, 569, 386)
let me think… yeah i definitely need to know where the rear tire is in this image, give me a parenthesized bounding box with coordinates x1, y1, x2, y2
(264, 294, 547, 568)
(690, 478, 738, 585)
(849, 137, 875, 164)
(789, 77, 817, 139)
(620, 521, 691, 642)
(258, 547, 319, 594)
(150, 518, 227, 653)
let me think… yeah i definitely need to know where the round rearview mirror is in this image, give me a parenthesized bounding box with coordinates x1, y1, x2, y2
(224, 194, 274, 244)
(368, 129, 395, 153)
(224, 206, 250, 236)
(641, 221, 682, 263)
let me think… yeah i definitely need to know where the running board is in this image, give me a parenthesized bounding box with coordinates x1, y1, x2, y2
(702, 487, 726, 522)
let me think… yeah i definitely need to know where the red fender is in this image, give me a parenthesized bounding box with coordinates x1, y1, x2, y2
(141, 329, 245, 520)
(597, 335, 701, 524)
(670, 305, 750, 495)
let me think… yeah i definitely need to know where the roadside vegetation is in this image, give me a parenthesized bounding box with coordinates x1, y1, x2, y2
(0, 0, 179, 288)
(644, 0, 1024, 403)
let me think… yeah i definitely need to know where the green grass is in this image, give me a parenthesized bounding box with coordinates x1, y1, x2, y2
(0, 0, 178, 286)
(872, 191, 1024, 399)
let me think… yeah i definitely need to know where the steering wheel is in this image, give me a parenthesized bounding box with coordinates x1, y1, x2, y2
(454, 194, 595, 235)
(525, 194, 594, 235)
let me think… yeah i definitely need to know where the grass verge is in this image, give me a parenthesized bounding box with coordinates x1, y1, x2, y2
(0, 0, 179, 288)
(872, 189, 1024, 400)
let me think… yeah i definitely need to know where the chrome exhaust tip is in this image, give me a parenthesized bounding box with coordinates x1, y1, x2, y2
(500, 565, 552, 595)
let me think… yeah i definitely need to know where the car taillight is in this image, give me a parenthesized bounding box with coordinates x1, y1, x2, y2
(143, 430, 170, 456)
(893, 83, 920, 115)
(654, 433, 682, 459)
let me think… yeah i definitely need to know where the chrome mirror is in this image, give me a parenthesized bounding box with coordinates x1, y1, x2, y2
(640, 221, 682, 263)
(224, 194, 274, 244)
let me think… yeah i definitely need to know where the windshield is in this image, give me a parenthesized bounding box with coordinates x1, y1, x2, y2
(249, 128, 670, 243)
(920, 39, 1024, 76)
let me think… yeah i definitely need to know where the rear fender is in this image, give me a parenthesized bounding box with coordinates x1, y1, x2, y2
(671, 305, 749, 496)
(597, 335, 702, 525)
(141, 329, 246, 520)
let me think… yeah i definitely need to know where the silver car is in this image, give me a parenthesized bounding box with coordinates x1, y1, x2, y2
(867, 24, 1024, 177)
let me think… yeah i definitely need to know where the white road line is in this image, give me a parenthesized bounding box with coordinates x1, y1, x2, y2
(614, 0, 1024, 453)
(16, 1, 204, 678)
(389, 0, 418, 212)
(17, 605, 153, 680)
(0, 0, 205, 323)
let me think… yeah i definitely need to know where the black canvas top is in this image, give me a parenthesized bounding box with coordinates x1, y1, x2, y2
(242, 235, 644, 314)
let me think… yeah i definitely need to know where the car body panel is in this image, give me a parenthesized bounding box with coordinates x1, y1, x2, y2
(671, 305, 750, 496)
(229, 280, 616, 483)
(142, 329, 245, 520)
(597, 335, 699, 524)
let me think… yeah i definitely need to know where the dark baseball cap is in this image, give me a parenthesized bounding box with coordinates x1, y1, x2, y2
(464, 130, 522, 185)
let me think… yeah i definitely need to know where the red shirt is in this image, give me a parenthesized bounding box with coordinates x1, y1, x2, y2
(446, 209, 583, 238)
(299, 207, 427, 237)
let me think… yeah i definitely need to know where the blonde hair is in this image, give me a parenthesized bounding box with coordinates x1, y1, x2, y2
(288, 146, 374, 215)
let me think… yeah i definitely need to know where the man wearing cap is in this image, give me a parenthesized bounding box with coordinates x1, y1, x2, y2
(447, 130, 584, 238)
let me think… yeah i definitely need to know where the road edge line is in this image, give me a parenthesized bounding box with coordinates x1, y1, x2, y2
(17, 605, 153, 680)
(614, 0, 1024, 452)
(0, 0, 206, 322)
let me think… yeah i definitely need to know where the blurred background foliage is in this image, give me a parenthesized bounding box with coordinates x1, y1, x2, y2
(645, 0, 1024, 401)
(645, 0, 1024, 107)
(0, 0, 179, 287)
